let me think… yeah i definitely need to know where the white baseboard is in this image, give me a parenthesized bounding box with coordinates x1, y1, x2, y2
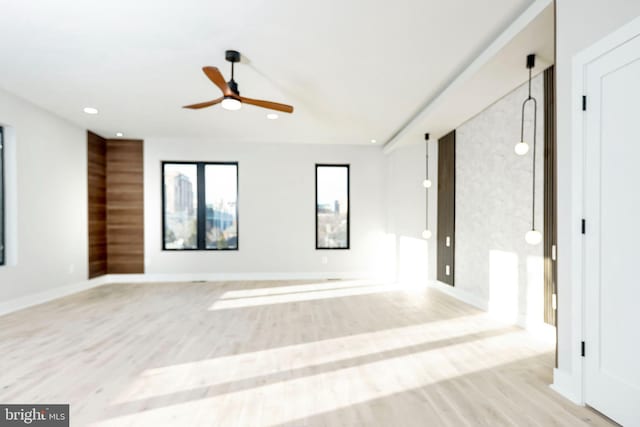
(104, 271, 373, 283)
(427, 281, 556, 341)
(426, 280, 489, 311)
(0, 271, 372, 317)
(0, 276, 110, 317)
(550, 368, 583, 405)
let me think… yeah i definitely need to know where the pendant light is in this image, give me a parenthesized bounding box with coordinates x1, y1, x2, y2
(518, 54, 542, 245)
(515, 55, 537, 156)
(422, 133, 432, 239)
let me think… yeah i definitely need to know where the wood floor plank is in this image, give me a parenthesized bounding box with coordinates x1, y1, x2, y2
(0, 280, 615, 426)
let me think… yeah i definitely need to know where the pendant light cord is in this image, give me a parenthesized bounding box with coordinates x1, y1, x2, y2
(520, 54, 538, 233)
(531, 96, 537, 230)
(520, 67, 534, 142)
(520, 95, 538, 230)
(425, 141, 429, 230)
(529, 64, 537, 230)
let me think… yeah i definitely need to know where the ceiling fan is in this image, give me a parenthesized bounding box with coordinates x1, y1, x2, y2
(183, 50, 294, 114)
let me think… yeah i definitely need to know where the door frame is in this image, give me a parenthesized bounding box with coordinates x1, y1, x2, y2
(557, 14, 640, 406)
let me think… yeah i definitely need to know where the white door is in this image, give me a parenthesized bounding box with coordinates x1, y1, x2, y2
(584, 34, 640, 426)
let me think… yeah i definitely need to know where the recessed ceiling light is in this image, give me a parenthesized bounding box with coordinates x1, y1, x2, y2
(370, 139, 377, 144)
(267, 113, 279, 120)
(83, 107, 99, 115)
(116, 132, 124, 137)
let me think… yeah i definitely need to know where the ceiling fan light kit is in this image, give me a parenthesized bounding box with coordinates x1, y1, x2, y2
(183, 50, 294, 114)
(221, 97, 242, 111)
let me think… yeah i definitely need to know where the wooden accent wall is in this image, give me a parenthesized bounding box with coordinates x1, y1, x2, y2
(106, 139, 144, 274)
(87, 132, 107, 278)
(87, 134, 144, 277)
(544, 66, 557, 327)
(437, 130, 456, 286)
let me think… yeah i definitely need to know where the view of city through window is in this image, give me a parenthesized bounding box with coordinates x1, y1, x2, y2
(205, 164, 238, 249)
(164, 164, 198, 249)
(163, 162, 238, 250)
(316, 165, 349, 249)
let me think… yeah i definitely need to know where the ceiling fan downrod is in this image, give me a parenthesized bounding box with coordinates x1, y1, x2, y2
(226, 50, 241, 95)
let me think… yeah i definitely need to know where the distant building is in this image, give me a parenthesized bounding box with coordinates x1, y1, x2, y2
(206, 205, 235, 231)
(317, 203, 333, 214)
(165, 172, 194, 215)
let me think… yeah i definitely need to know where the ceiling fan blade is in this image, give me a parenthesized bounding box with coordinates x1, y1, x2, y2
(182, 98, 223, 109)
(202, 66, 232, 96)
(239, 96, 294, 113)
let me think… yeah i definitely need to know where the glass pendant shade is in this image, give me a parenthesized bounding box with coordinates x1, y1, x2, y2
(422, 229, 432, 239)
(525, 229, 542, 245)
(514, 141, 529, 155)
(422, 179, 432, 188)
(221, 97, 242, 111)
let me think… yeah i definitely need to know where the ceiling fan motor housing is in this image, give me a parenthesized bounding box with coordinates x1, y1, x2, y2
(225, 50, 241, 63)
(227, 79, 240, 95)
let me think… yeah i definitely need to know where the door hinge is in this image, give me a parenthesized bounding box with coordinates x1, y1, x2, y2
(581, 341, 586, 357)
(582, 95, 587, 111)
(581, 219, 586, 234)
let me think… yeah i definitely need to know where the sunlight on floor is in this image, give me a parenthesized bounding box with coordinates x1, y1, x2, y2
(113, 314, 485, 404)
(219, 280, 377, 299)
(1, 279, 592, 427)
(98, 328, 539, 427)
(209, 282, 406, 310)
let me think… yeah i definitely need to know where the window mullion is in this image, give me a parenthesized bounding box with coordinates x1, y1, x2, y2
(196, 163, 206, 250)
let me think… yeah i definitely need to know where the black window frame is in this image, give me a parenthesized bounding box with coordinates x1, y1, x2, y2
(162, 161, 239, 251)
(315, 163, 350, 250)
(0, 126, 4, 265)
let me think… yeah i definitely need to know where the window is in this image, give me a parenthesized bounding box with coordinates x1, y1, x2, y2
(163, 162, 238, 250)
(0, 127, 4, 265)
(204, 164, 238, 249)
(316, 164, 349, 249)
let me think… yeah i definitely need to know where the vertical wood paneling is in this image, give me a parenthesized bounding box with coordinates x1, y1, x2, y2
(106, 139, 144, 274)
(87, 131, 107, 278)
(437, 130, 456, 286)
(543, 67, 557, 327)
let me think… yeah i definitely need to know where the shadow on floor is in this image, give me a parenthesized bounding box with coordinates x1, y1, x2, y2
(105, 326, 516, 419)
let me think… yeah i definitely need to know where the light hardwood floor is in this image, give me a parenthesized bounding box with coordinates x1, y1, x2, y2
(0, 280, 613, 426)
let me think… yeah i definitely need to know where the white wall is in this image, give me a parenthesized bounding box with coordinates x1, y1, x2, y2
(555, 0, 640, 399)
(144, 138, 389, 278)
(384, 138, 438, 284)
(455, 74, 544, 327)
(0, 88, 87, 305)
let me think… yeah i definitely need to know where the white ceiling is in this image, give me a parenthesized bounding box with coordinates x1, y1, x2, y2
(0, 0, 534, 144)
(385, 0, 555, 151)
